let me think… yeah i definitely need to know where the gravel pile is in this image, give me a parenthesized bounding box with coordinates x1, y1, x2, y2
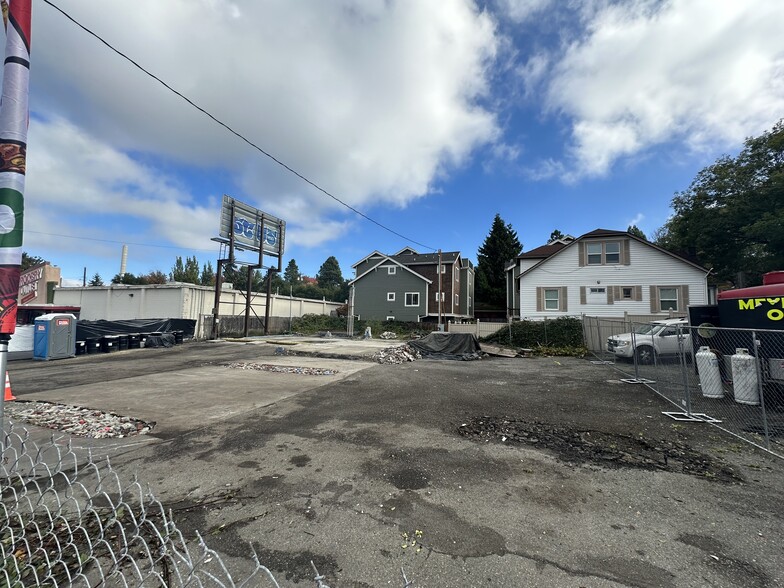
(371, 345, 421, 364)
(5, 401, 154, 438)
(226, 362, 338, 375)
(379, 331, 398, 339)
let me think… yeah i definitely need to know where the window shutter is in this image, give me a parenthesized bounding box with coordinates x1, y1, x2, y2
(580, 286, 586, 305)
(578, 242, 586, 267)
(634, 285, 642, 301)
(650, 286, 658, 313)
(623, 239, 631, 265)
(536, 287, 543, 312)
(613, 286, 622, 301)
(607, 287, 614, 305)
(560, 286, 568, 312)
(681, 285, 690, 309)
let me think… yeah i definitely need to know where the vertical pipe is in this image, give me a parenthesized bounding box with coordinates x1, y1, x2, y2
(244, 265, 253, 337)
(678, 323, 691, 416)
(212, 258, 224, 340)
(264, 269, 273, 335)
(0, 335, 8, 448)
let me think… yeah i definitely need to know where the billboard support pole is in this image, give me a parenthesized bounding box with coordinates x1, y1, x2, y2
(213, 202, 236, 340)
(264, 268, 274, 335)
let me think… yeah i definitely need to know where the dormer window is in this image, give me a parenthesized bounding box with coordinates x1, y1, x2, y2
(388, 266, 396, 275)
(605, 242, 620, 264)
(586, 243, 602, 265)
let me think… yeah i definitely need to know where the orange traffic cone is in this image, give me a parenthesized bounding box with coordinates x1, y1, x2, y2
(4, 371, 16, 401)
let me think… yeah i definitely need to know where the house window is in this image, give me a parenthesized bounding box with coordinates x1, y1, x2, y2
(622, 287, 633, 299)
(388, 266, 396, 275)
(586, 243, 602, 265)
(455, 294, 459, 305)
(435, 292, 444, 302)
(659, 287, 678, 311)
(386, 316, 395, 321)
(387, 292, 395, 302)
(605, 242, 621, 264)
(405, 292, 419, 307)
(544, 288, 560, 311)
(440, 265, 446, 273)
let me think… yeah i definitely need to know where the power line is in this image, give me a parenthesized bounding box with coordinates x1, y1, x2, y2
(25, 229, 216, 252)
(42, 0, 436, 252)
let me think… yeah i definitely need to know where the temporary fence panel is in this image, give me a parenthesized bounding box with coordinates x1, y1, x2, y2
(447, 320, 508, 339)
(583, 315, 784, 459)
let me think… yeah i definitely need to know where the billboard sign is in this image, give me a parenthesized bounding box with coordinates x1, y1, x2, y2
(218, 195, 285, 257)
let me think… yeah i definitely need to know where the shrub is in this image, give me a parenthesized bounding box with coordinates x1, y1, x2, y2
(481, 317, 584, 348)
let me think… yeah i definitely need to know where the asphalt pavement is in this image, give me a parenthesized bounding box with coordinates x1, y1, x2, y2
(3, 337, 783, 587)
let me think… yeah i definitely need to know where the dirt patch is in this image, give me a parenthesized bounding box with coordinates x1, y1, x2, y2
(457, 416, 743, 483)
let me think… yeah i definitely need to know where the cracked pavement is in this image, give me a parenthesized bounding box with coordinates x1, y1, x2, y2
(7, 338, 783, 587)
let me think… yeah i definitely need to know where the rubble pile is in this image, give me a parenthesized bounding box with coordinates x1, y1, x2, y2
(379, 331, 398, 340)
(6, 401, 154, 438)
(371, 345, 422, 364)
(226, 362, 338, 375)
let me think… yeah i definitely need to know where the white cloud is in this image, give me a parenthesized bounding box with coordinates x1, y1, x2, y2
(541, 0, 784, 179)
(32, 0, 500, 229)
(627, 213, 644, 227)
(497, 0, 553, 23)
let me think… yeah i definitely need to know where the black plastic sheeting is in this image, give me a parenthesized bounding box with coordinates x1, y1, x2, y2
(76, 319, 195, 341)
(408, 332, 483, 361)
(145, 333, 176, 348)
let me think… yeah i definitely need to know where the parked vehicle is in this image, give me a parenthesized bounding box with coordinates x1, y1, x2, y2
(607, 318, 691, 364)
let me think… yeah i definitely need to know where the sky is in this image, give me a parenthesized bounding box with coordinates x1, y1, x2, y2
(17, 0, 784, 286)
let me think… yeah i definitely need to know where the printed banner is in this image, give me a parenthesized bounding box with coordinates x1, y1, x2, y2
(0, 0, 32, 334)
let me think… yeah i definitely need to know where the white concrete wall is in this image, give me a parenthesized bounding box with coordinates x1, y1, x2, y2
(54, 284, 344, 324)
(519, 239, 708, 319)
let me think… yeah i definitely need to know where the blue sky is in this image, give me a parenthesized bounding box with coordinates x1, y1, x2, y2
(19, 0, 784, 286)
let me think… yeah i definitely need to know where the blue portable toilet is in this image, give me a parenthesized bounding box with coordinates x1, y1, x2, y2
(33, 314, 77, 361)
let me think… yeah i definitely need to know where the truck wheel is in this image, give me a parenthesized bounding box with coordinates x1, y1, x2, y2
(636, 346, 656, 365)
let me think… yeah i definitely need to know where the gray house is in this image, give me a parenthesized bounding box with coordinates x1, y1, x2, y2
(350, 248, 475, 322)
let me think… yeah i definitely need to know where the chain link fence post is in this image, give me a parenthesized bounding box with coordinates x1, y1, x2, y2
(678, 323, 692, 417)
(753, 331, 771, 450)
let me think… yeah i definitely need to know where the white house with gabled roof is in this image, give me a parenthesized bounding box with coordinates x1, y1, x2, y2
(505, 229, 709, 319)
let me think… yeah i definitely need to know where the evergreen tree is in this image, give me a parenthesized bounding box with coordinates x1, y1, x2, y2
(627, 225, 647, 240)
(284, 259, 301, 284)
(21, 252, 45, 271)
(548, 229, 564, 243)
(88, 272, 104, 286)
(200, 261, 216, 287)
(316, 256, 344, 291)
(475, 214, 522, 309)
(170, 255, 200, 284)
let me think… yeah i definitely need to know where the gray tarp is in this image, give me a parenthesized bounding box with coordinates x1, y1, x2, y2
(407, 332, 483, 361)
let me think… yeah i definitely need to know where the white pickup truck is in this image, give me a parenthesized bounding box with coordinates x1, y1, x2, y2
(607, 318, 691, 364)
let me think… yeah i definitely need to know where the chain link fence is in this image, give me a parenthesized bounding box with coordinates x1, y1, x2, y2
(583, 316, 784, 459)
(1, 423, 413, 587)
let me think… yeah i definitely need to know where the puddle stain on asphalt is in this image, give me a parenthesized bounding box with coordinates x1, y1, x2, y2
(458, 416, 743, 482)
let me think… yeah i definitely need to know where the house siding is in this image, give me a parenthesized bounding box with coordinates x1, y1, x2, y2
(459, 265, 474, 317)
(519, 238, 707, 318)
(352, 264, 427, 321)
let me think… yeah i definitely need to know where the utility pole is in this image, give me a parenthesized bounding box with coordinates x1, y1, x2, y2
(438, 249, 443, 331)
(82, 267, 86, 287)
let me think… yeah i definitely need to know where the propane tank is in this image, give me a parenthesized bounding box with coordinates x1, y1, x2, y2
(731, 348, 760, 405)
(696, 346, 723, 398)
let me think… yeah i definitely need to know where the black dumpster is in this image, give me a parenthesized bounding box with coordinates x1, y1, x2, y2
(173, 330, 184, 344)
(128, 333, 141, 349)
(117, 334, 129, 351)
(75, 340, 86, 355)
(100, 335, 119, 353)
(86, 338, 101, 354)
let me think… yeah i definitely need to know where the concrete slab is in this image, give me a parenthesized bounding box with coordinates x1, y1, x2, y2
(21, 356, 373, 437)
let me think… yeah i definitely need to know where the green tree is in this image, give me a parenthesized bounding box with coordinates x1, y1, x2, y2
(548, 229, 564, 243)
(655, 119, 784, 286)
(476, 214, 522, 309)
(284, 259, 301, 284)
(316, 256, 344, 291)
(627, 225, 647, 240)
(200, 261, 215, 287)
(142, 270, 167, 284)
(171, 255, 200, 284)
(21, 252, 45, 271)
(88, 272, 104, 286)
